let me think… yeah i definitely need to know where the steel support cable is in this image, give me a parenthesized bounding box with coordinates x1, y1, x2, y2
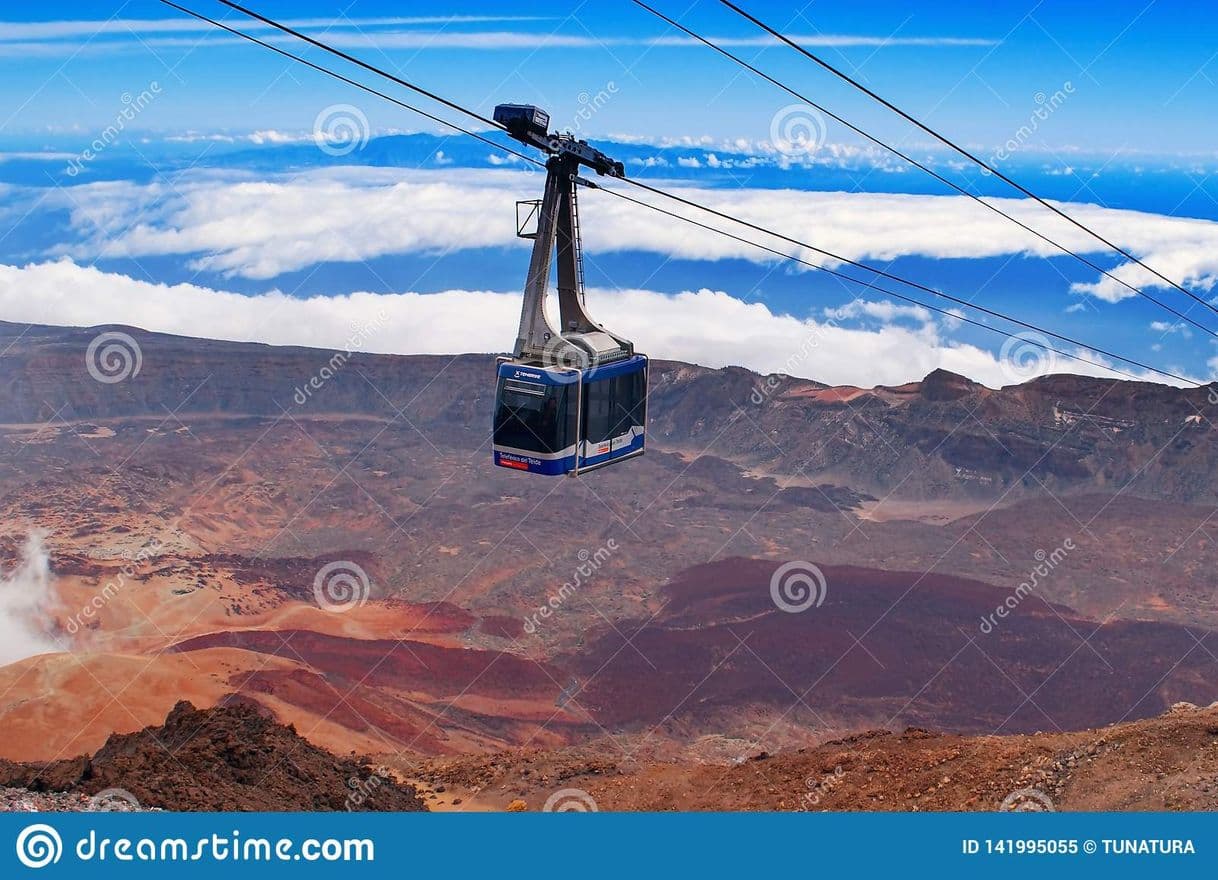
(159, 1, 1201, 386)
(599, 184, 1198, 385)
(631, 0, 1218, 340)
(214, 0, 505, 132)
(721, 0, 1218, 319)
(159, 1, 544, 170)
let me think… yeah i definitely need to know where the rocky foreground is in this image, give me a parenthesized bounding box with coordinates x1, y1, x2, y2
(0, 699, 427, 812)
(396, 702, 1218, 812)
(3, 699, 1216, 812)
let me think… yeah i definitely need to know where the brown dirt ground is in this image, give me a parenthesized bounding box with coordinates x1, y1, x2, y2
(393, 702, 1218, 811)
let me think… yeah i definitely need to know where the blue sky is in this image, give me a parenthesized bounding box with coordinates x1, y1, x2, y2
(3, 0, 1217, 153)
(0, 1, 1217, 387)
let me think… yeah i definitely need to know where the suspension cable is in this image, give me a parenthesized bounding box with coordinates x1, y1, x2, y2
(156, 0, 1201, 386)
(632, 0, 1218, 341)
(720, 0, 1218, 319)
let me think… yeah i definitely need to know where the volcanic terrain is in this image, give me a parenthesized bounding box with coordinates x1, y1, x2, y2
(1, 320, 1216, 799)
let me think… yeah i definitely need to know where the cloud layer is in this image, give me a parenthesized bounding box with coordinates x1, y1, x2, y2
(0, 259, 1153, 388)
(51, 167, 1218, 304)
(0, 16, 994, 58)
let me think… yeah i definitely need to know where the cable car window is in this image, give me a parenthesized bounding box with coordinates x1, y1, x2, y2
(493, 379, 572, 454)
(583, 378, 615, 445)
(618, 369, 646, 432)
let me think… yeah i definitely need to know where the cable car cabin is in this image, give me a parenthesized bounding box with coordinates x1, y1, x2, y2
(493, 355, 647, 475)
(490, 101, 641, 476)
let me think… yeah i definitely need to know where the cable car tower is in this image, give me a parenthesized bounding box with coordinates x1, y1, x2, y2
(491, 104, 648, 476)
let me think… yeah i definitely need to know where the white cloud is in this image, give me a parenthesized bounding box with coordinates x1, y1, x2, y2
(0, 260, 1171, 389)
(648, 34, 997, 48)
(49, 167, 1218, 303)
(0, 16, 551, 41)
(1149, 320, 1191, 337)
(0, 532, 60, 668)
(160, 130, 325, 146)
(824, 298, 932, 324)
(0, 19, 991, 57)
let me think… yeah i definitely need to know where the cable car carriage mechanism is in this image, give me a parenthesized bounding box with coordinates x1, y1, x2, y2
(492, 104, 648, 476)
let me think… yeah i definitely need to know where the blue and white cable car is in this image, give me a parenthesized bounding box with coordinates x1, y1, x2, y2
(491, 104, 648, 476)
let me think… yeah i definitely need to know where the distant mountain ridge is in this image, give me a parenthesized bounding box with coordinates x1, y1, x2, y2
(4, 320, 1212, 504)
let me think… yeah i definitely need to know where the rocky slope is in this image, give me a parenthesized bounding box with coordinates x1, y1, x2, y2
(0, 699, 427, 812)
(401, 702, 1218, 812)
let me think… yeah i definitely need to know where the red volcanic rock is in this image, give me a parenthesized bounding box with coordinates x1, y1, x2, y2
(479, 615, 526, 639)
(918, 368, 984, 401)
(172, 629, 559, 698)
(567, 558, 1218, 736)
(0, 700, 427, 811)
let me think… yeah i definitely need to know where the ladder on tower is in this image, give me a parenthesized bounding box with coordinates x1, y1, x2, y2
(570, 183, 587, 304)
